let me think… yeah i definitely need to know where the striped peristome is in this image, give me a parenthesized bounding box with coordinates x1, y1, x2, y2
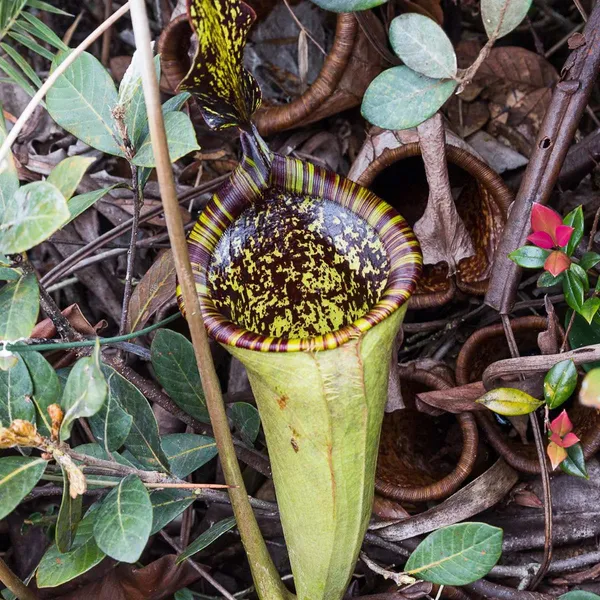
(178, 130, 422, 353)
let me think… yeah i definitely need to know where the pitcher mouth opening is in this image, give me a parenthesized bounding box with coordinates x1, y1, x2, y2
(179, 155, 421, 352)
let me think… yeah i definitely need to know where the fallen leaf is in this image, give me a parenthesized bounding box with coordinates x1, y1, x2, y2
(127, 250, 177, 333)
(413, 114, 475, 274)
(446, 96, 490, 138)
(32, 304, 105, 339)
(474, 46, 559, 156)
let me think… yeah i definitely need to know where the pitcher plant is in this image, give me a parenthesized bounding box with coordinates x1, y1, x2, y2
(175, 1, 422, 598)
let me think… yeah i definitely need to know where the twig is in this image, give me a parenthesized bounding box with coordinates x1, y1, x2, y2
(0, 558, 38, 600)
(118, 162, 143, 337)
(160, 531, 238, 600)
(282, 0, 326, 55)
(501, 315, 553, 590)
(127, 3, 291, 599)
(0, 2, 131, 167)
(486, 3, 600, 314)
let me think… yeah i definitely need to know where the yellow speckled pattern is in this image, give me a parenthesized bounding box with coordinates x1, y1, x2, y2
(178, 132, 422, 352)
(179, 0, 261, 129)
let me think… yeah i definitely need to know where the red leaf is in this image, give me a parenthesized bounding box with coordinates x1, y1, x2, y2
(527, 231, 554, 249)
(561, 432, 580, 448)
(544, 251, 570, 276)
(555, 224, 574, 248)
(550, 409, 574, 437)
(531, 204, 563, 239)
(547, 441, 567, 470)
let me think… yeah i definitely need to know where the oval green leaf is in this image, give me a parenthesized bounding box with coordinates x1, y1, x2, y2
(361, 66, 457, 131)
(0, 354, 34, 425)
(307, 0, 389, 11)
(229, 402, 260, 447)
(151, 329, 209, 423)
(0, 456, 47, 520)
(56, 465, 83, 552)
(60, 344, 108, 441)
(544, 359, 577, 409)
(162, 433, 217, 479)
(389, 14, 457, 79)
(481, 0, 532, 39)
(477, 387, 543, 416)
(93, 474, 152, 563)
(37, 505, 106, 588)
(507, 246, 550, 269)
(0, 181, 70, 254)
(405, 522, 503, 585)
(0, 273, 39, 342)
(132, 111, 200, 167)
(563, 206, 584, 257)
(20, 351, 60, 436)
(560, 592, 600, 599)
(176, 516, 237, 564)
(47, 156, 95, 201)
(150, 489, 195, 535)
(560, 442, 588, 479)
(46, 50, 124, 156)
(564, 269, 585, 313)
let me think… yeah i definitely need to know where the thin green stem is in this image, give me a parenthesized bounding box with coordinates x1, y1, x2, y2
(6, 312, 180, 353)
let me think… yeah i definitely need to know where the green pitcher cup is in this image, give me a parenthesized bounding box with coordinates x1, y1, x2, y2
(180, 132, 422, 600)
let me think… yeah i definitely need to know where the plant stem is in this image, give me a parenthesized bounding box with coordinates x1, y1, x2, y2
(0, 558, 37, 600)
(501, 315, 553, 589)
(127, 3, 291, 599)
(0, 2, 131, 167)
(6, 312, 180, 353)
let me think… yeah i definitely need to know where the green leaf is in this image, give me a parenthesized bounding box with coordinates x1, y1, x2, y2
(55, 465, 83, 552)
(566, 310, 600, 372)
(544, 359, 577, 409)
(19, 12, 67, 50)
(563, 206, 584, 257)
(563, 269, 585, 313)
(7, 30, 54, 61)
(59, 343, 108, 441)
(570, 263, 590, 293)
(361, 66, 456, 131)
(579, 252, 600, 272)
(162, 434, 217, 479)
(176, 516, 237, 564)
(151, 329, 209, 423)
(174, 590, 195, 600)
(20, 351, 61, 436)
(150, 489, 194, 535)
(1, 41, 42, 88)
(580, 297, 600, 324)
(67, 184, 121, 223)
(73, 443, 136, 487)
(560, 442, 589, 479)
(131, 111, 199, 167)
(120, 52, 161, 149)
(37, 505, 106, 588)
(560, 592, 600, 599)
(47, 156, 95, 201)
(100, 365, 170, 472)
(229, 402, 260, 446)
(0, 108, 19, 214)
(0, 354, 34, 425)
(306, 0, 389, 11)
(0, 0, 28, 40)
(26, 0, 72, 16)
(0, 54, 37, 97)
(389, 14, 457, 79)
(0, 456, 46, 520)
(481, 0, 533, 39)
(476, 387, 543, 416)
(404, 523, 503, 585)
(0, 181, 70, 254)
(0, 267, 20, 281)
(508, 245, 550, 269)
(46, 51, 124, 156)
(93, 475, 152, 563)
(88, 366, 133, 453)
(0, 273, 38, 341)
(580, 368, 600, 408)
(537, 270, 563, 288)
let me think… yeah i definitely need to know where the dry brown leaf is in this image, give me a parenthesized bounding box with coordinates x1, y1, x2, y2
(474, 46, 559, 156)
(32, 304, 105, 339)
(37, 555, 200, 600)
(127, 250, 177, 333)
(413, 114, 475, 274)
(446, 96, 490, 138)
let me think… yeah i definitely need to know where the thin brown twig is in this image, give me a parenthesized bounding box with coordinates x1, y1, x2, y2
(501, 315, 553, 589)
(0, 558, 37, 600)
(281, 0, 326, 55)
(159, 531, 238, 600)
